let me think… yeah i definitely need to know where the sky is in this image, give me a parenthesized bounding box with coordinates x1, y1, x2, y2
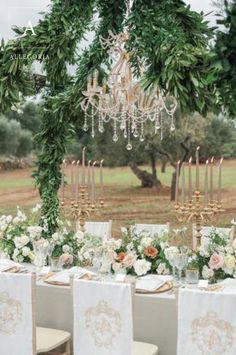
(0, 0, 217, 41)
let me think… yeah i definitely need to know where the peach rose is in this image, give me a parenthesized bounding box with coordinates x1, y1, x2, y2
(144, 246, 158, 259)
(209, 253, 224, 270)
(116, 252, 126, 262)
(122, 253, 137, 268)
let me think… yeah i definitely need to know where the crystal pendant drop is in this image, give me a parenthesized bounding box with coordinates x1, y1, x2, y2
(124, 130, 128, 139)
(99, 126, 104, 133)
(170, 123, 175, 132)
(126, 143, 132, 150)
(113, 134, 118, 142)
(139, 135, 145, 142)
(133, 129, 139, 138)
(83, 123, 88, 131)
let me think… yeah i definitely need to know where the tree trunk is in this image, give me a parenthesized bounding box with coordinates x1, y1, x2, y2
(150, 153, 159, 188)
(161, 158, 167, 173)
(170, 170, 177, 201)
(129, 161, 161, 188)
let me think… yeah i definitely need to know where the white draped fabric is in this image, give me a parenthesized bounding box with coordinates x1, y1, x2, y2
(73, 280, 133, 355)
(0, 273, 36, 355)
(192, 225, 235, 249)
(134, 223, 170, 237)
(177, 288, 236, 355)
(77, 221, 112, 239)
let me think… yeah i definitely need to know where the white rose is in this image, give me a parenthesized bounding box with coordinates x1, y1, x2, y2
(156, 262, 170, 275)
(225, 246, 234, 255)
(199, 245, 210, 258)
(223, 255, 236, 273)
(22, 246, 30, 257)
(202, 265, 214, 280)
(134, 259, 151, 276)
(14, 235, 29, 249)
(62, 244, 71, 253)
(74, 231, 84, 240)
(27, 226, 43, 239)
(13, 249, 20, 261)
(140, 237, 153, 248)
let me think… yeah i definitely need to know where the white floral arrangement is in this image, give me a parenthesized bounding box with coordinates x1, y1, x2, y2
(193, 230, 236, 282)
(0, 205, 46, 263)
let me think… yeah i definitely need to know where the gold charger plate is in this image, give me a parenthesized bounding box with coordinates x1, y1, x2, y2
(3, 266, 21, 273)
(136, 281, 173, 294)
(43, 272, 92, 286)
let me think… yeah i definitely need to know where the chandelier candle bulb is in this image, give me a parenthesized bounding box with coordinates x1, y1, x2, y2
(71, 161, 76, 200)
(204, 160, 209, 204)
(175, 161, 180, 203)
(217, 158, 223, 203)
(210, 157, 214, 202)
(195, 146, 200, 190)
(82, 147, 86, 185)
(188, 157, 192, 201)
(181, 163, 186, 204)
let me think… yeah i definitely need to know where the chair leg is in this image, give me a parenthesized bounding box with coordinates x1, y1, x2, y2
(65, 340, 71, 355)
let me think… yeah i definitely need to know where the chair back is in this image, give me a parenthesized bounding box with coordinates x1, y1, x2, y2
(73, 279, 133, 355)
(0, 272, 36, 355)
(82, 220, 112, 239)
(134, 223, 170, 237)
(192, 225, 235, 249)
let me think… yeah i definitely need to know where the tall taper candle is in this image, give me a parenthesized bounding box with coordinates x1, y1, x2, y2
(210, 157, 214, 202)
(87, 160, 91, 198)
(71, 160, 76, 200)
(217, 157, 223, 202)
(188, 157, 192, 201)
(82, 147, 86, 185)
(181, 162, 185, 204)
(204, 160, 209, 203)
(175, 161, 180, 203)
(100, 159, 104, 197)
(196, 146, 200, 190)
(92, 161, 97, 202)
(75, 160, 80, 201)
(61, 159, 66, 201)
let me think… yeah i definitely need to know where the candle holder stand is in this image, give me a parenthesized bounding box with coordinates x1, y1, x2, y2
(175, 190, 224, 250)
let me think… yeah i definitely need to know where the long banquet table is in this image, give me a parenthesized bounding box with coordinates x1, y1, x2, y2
(36, 279, 178, 355)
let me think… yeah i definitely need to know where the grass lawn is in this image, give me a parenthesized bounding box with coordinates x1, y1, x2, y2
(0, 161, 235, 241)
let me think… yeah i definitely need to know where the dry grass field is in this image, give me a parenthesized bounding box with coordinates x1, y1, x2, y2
(0, 161, 235, 243)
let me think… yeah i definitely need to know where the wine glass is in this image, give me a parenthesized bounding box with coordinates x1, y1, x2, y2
(33, 239, 50, 273)
(175, 253, 188, 282)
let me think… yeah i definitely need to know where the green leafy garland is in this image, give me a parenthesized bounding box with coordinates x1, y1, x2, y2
(0, 0, 234, 235)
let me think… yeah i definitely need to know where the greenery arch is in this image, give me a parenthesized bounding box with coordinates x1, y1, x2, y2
(0, 0, 235, 235)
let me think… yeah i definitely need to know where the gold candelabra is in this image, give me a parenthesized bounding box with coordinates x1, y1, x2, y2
(175, 190, 223, 250)
(60, 185, 104, 232)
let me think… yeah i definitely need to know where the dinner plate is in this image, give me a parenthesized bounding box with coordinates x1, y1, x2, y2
(136, 281, 173, 294)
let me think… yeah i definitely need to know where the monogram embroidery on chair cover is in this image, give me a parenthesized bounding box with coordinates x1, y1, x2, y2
(85, 299, 122, 348)
(191, 311, 234, 355)
(0, 291, 22, 335)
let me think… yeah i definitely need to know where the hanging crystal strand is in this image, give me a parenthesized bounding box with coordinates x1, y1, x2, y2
(139, 120, 145, 142)
(170, 113, 175, 132)
(126, 118, 132, 150)
(83, 109, 89, 131)
(160, 111, 163, 141)
(124, 118, 128, 139)
(113, 117, 118, 142)
(98, 111, 104, 133)
(155, 111, 161, 133)
(91, 106, 95, 138)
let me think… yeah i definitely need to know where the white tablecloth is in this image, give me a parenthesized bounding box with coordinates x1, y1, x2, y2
(35, 279, 177, 355)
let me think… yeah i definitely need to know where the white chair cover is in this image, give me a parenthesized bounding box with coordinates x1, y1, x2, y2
(83, 221, 112, 239)
(0, 273, 36, 355)
(73, 280, 133, 355)
(134, 223, 170, 237)
(177, 288, 236, 355)
(192, 225, 235, 249)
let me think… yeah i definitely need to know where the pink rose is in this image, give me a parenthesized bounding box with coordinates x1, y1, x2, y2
(122, 253, 136, 268)
(209, 253, 224, 270)
(60, 253, 73, 265)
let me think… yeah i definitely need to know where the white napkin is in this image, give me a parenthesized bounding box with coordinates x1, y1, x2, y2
(136, 278, 166, 292)
(0, 259, 22, 272)
(220, 278, 236, 294)
(46, 267, 95, 284)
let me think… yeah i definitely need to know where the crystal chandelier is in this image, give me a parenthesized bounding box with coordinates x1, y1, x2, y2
(81, 3, 177, 150)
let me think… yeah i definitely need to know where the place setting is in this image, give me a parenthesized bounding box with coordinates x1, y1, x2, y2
(0, 0, 236, 354)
